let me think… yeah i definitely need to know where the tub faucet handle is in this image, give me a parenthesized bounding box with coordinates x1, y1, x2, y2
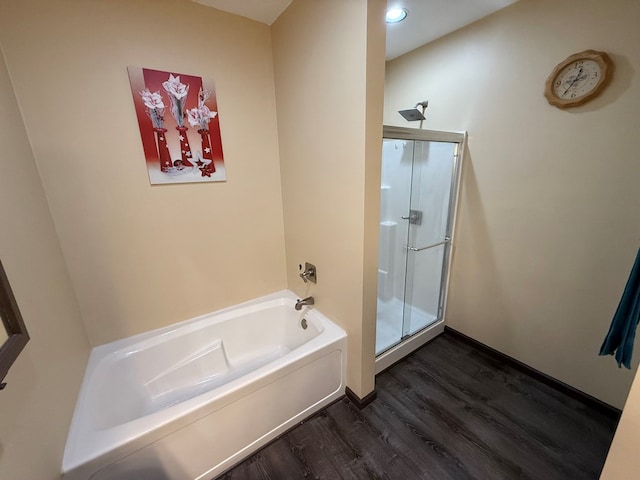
(299, 262, 317, 284)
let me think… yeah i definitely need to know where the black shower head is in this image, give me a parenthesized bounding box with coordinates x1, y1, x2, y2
(398, 108, 426, 121)
(398, 101, 429, 122)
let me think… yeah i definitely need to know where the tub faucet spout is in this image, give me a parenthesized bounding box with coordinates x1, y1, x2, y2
(295, 296, 314, 311)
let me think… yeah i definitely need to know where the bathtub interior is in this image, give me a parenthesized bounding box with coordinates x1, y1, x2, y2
(86, 301, 323, 430)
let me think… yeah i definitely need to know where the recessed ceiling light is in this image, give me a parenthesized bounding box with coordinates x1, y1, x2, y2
(385, 7, 408, 24)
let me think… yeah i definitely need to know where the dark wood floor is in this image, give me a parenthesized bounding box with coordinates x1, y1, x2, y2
(218, 332, 618, 479)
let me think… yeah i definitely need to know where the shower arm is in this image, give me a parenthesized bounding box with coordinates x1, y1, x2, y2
(416, 101, 428, 129)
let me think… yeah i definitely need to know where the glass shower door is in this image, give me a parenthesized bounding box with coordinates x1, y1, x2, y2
(375, 132, 460, 356)
(376, 138, 413, 354)
(403, 140, 456, 337)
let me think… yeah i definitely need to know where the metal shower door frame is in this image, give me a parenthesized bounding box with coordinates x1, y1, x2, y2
(375, 125, 467, 374)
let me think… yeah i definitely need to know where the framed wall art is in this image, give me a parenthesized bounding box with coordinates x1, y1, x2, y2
(128, 66, 225, 184)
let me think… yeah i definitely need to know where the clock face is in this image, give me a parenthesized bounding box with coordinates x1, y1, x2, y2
(544, 50, 613, 109)
(552, 59, 602, 100)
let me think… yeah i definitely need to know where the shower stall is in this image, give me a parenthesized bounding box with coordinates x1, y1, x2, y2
(375, 126, 466, 372)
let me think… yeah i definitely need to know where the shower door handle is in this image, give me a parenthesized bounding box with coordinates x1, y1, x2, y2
(403, 237, 450, 252)
(401, 210, 422, 225)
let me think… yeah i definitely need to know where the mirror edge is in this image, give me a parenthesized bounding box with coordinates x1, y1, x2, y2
(0, 260, 30, 388)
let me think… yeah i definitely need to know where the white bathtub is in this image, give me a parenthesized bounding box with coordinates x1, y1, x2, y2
(62, 290, 347, 480)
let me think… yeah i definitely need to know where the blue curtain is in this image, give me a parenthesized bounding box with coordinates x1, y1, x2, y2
(599, 248, 640, 369)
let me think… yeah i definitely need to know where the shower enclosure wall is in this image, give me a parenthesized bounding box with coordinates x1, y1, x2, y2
(375, 126, 465, 373)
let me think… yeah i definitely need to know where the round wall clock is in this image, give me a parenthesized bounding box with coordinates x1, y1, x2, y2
(544, 50, 613, 109)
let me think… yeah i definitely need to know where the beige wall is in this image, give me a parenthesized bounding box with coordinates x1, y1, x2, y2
(272, 0, 385, 398)
(0, 0, 386, 475)
(0, 46, 90, 480)
(384, 0, 640, 408)
(362, 0, 387, 384)
(0, 0, 287, 345)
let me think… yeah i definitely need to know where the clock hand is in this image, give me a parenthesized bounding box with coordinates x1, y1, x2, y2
(562, 67, 584, 96)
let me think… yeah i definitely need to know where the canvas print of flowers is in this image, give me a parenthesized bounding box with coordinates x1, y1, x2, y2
(128, 66, 225, 184)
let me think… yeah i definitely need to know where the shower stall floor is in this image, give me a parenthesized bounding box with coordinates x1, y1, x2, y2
(375, 297, 437, 355)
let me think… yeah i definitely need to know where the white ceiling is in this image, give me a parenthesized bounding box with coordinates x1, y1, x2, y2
(192, 0, 518, 60)
(192, 0, 293, 25)
(385, 0, 518, 60)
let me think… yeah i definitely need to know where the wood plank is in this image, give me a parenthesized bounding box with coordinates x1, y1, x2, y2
(401, 338, 610, 478)
(326, 397, 448, 479)
(286, 409, 380, 480)
(375, 372, 531, 479)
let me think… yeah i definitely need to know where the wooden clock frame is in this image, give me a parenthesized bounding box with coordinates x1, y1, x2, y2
(544, 50, 613, 109)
